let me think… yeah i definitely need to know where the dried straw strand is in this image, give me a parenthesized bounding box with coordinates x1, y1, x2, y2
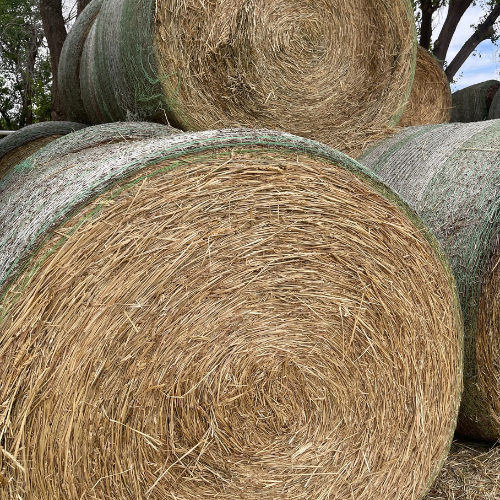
(424, 439, 500, 500)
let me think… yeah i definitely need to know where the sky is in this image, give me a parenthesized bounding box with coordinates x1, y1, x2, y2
(433, 5, 500, 90)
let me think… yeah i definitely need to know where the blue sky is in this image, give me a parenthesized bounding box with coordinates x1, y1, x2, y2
(433, 5, 500, 90)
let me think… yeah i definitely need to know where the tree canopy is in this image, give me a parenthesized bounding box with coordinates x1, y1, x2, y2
(0, 0, 52, 129)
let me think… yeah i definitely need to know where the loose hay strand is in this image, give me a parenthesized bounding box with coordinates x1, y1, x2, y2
(424, 439, 500, 500)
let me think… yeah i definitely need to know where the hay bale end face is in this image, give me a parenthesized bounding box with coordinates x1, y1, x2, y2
(0, 121, 87, 181)
(0, 128, 462, 499)
(398, 46, 452, 127)
(450, 80, 500, 123)
(361, 119, 500, 441)
(78, 0, 416, 157)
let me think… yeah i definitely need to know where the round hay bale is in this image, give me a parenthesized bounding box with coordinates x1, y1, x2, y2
(361, 119, 500, 441)
(0, 128, 462, 500)
(58, 0, 104, 124)
(0, 122, 87, 181)
(79, 0, 417, 157)
(450, 80, 500, 123)
(398, 46, 452, 127)
(487, 86, 500, 120)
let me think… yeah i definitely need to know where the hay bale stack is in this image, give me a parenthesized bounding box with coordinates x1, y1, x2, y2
(75, 0, 416, 157)
(450, 80, 500, 123)
(0, 122, 87, 181)
(361, 119, 500, 441)
(58, 0, 104, 123)
(0, 128, 462, 499)
(398, 46, 452, 127)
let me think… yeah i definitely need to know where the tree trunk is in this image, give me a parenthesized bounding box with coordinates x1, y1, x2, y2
(0, 109, 13, 129)
(433, 0, 473, 62)
(445, 3, 500, 81)
(21, 23, 41, 127)
(40, 0, 67, 121)
(419, 0, 441, 50)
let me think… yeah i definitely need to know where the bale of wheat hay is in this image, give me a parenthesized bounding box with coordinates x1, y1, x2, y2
(76, 0, 416, 157)
(361, 119, 500, 441)
(450, 80, 500, 123)
(0, 127, 462, 500)
(0, 121, 87, 181)
(58, 0, 104, 123)
(398, 46, 452, 127)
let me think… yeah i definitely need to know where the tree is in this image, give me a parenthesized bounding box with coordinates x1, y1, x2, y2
(0, 0, 51, 129)
(40, 0, 67, 120)
(413, 0, 500, 82)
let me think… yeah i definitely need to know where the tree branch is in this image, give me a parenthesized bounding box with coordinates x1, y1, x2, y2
(40, 0, 67, 120)
(433, 0, 473, 62)
(445, 3, 500, 81)
(419, 0, 443, 49)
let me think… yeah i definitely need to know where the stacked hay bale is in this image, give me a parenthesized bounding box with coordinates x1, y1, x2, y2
(361, 119, 500, 441)
(0, 127, 462, 500)
(0, 122, 87, 181)
(450, 80, 500, 122)
(60, 0, 417, 157)
(398, 46, 452, 127)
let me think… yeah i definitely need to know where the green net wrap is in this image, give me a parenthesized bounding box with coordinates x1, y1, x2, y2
(78, 0, 168, 124)
(361, 119, 500, 441)
(58, 0, 104, 123)
(0, 122, 88, 160)
(450, 80, 500, 123)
